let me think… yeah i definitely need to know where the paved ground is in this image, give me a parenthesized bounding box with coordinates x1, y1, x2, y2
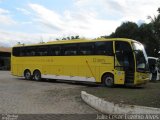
(1, 70, 160, 118)
(0, 71, 98, 114)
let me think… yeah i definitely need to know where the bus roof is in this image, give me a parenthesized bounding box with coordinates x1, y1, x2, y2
(13, 38, 138, 47)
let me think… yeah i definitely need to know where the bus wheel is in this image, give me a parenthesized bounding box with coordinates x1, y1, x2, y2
(102, 74, 114, 87)
(24, 70, 31, 80)
(33, 70, 41, 81)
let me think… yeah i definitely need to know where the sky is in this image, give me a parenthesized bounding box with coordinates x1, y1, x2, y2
(0, 0, 160, 47)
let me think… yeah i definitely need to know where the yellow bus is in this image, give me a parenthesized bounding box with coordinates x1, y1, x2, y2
(11, 38, 149, 87)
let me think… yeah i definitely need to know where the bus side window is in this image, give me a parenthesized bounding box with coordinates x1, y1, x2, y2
(28, 47, 36, 56)
(13, 47, 20, 56)
(95, 41, 113, 56)
(78, 43, 94, 55)
(49, 46, 61, 56)
(37, 46, 48, 56)
(20, 47, 26, 56)
(62, 44, 77, 56)
(25, 47, 31, 56)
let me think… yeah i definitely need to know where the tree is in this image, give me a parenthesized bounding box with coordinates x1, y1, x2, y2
(147, 8, 160, 56)
(104, 8, 160, 57)
(110, 22, 139, 40)
(137, 23, 159, 56)
(105, 21, 157, 56)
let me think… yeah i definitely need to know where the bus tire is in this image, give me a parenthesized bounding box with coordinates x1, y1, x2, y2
(102, 74, 114, 87)
(33, 70, 41, 81)
(24, 70, 32, 80)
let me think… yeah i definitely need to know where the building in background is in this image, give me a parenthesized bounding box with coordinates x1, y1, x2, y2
(0, 47, 11, 70)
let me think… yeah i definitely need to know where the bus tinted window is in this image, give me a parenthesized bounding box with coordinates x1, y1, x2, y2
(13, 41, 113, 56)
(115, 41, 132, 52)
(20, 47, 26, 56)
(95, 41, 113, 56)
(13, 47, 20, 56)
(25, 47, 36, 56)
(37, 46, 48, 56)
(48, 46, 61, 56)
(78, 43, 94, 55)
(62, 44, 77, 56)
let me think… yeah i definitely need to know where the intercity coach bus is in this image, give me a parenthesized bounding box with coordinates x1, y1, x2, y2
(11, 38, 149, 87)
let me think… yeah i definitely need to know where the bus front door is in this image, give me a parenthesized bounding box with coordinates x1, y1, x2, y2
(115, 41, 135, 85)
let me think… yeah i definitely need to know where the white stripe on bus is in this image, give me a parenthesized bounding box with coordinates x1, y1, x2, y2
(41, 74, 96, 82)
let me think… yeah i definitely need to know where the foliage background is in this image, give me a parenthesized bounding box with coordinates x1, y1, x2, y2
(103, 8, 160, 58)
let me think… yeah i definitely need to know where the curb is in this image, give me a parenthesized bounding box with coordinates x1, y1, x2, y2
(81, 91, 160, 114)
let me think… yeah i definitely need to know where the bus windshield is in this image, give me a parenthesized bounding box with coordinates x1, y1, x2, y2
(132, 42, 148, 72)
